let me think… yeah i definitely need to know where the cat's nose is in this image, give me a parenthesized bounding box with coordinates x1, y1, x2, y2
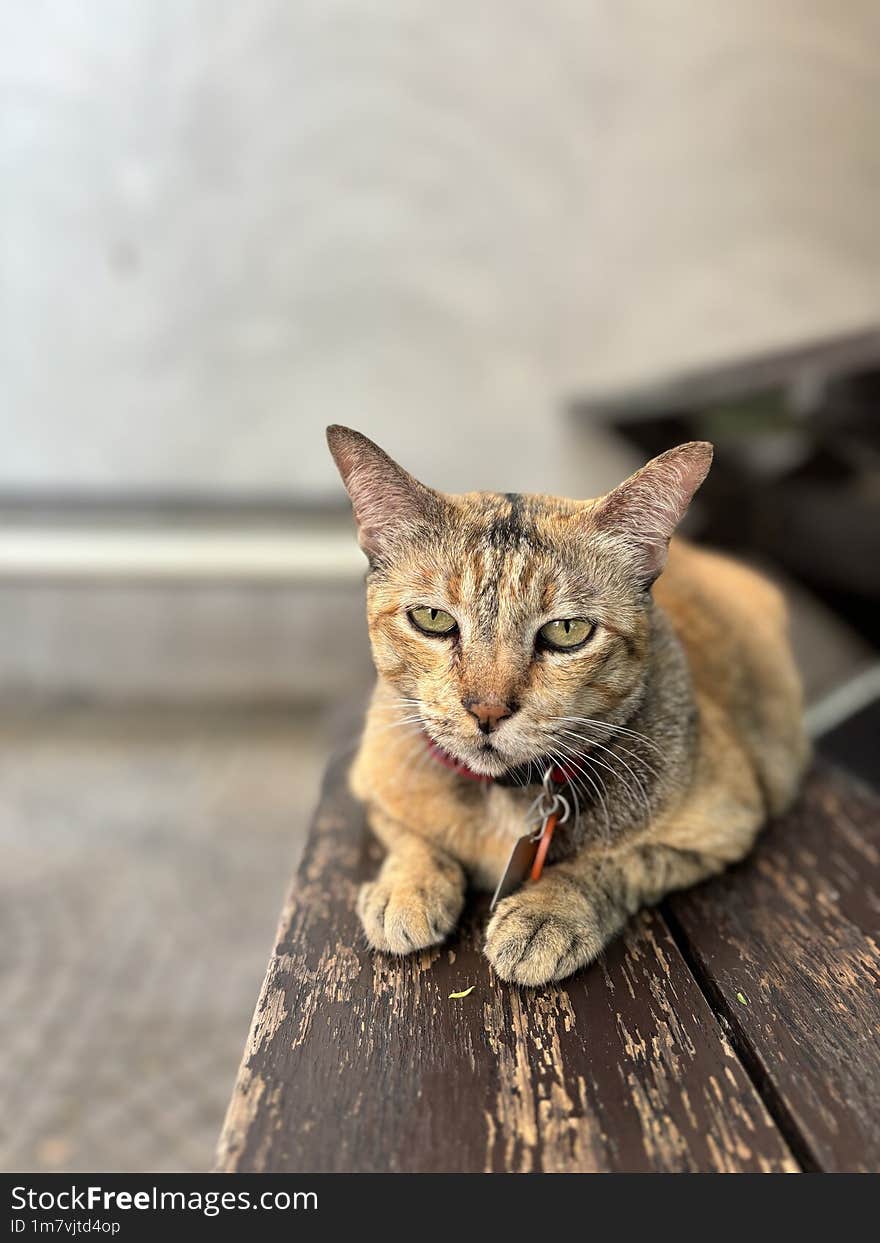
(462, 698, 517, 734)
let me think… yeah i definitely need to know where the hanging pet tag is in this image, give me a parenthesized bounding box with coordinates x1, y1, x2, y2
(490, 832, 542, 909)
(490, 772, 569, 911)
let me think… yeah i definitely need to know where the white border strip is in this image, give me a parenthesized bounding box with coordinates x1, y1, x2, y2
(805, 662, 880, 738)
(0, 528, 365, 582)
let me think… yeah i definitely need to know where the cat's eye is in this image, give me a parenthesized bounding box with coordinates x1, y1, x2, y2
(537, 617, 594, 651)
(408, 606, 458, 637)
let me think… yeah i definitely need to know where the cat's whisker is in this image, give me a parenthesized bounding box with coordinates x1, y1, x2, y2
(555, 725, 663, 795)
(577, 756, 617, 886)
(371, 706, 425, 722)
(552, 715, 665, 757)
(553, 741, 625, 841)
(545, 737, 611, 844)
(550, 715, 666, 823)
(543, 745, 581, 831)
(593, 753, 651, 826)
(555, 725, 663, 786)
(371, 698, 426, 718)
(334, 718, 420, 758)
(548, 740, 618, 887)
(360, 721, 426, 746)
(549, 715, 661, 750)
(556, 732, 653, 827)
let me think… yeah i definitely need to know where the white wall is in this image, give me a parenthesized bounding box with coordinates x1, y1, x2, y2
(2, 1, 880, 499)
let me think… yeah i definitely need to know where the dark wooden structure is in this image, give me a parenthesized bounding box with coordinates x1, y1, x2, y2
(217, 754, 880, 1174)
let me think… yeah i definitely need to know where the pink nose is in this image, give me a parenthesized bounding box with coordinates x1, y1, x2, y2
(463, 699, 516, 734)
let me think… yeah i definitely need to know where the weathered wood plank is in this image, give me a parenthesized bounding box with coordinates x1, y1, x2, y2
(217, 754, 795, 1174)
(668, 763, 880, 1173)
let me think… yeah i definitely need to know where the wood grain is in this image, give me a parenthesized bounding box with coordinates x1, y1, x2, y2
(668, 763, 880, 1173)
(217, 754, 795, 1174)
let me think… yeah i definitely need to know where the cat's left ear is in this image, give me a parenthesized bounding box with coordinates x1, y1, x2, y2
(326, 425, 442, 563)
(591, 442, 713, 585)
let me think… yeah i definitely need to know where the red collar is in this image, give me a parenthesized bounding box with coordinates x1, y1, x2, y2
(423, 734, 575, 787)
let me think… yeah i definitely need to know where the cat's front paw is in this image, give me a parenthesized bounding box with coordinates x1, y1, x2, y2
(484, 878, 606, 986)
(357, 868, 464, 956)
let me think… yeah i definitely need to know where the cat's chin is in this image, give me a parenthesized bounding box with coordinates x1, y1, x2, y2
(422, 731, 514, 779)
(459, 747, 511, 778)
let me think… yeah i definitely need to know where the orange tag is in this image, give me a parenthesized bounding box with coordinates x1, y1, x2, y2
(490, 809, 560, 911)
(529, 811, 558, 882)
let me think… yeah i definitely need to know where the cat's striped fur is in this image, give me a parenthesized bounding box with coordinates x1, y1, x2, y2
(328, 426, 808, 986)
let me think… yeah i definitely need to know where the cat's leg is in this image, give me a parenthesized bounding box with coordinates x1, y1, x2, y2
(484, 842, 725, 986)
(486, 734, 769, 986)
(358, 810, 466, 955)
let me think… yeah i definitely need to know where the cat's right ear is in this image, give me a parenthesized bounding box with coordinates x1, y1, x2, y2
(326, 426, 440, 562)
(591, 441, 714, 585)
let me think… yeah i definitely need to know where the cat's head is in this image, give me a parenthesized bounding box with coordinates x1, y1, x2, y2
(328, 426, 712, 777)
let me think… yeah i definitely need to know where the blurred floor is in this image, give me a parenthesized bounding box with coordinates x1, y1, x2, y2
(0, 707, 334, 1173)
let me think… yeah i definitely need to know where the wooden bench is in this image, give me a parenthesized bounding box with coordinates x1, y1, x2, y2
(216, 740, 880, 1174)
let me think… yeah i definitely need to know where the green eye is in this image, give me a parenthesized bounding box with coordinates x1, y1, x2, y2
(408, 606, 458, 636)
(537, 617, 593, 651)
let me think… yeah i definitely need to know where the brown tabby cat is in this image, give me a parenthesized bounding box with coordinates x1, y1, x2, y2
(327, 425, 808, 986)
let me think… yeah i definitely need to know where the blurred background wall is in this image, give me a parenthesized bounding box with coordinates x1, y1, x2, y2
(1, 0, 879, 1174)
(4, 0, 880, 499)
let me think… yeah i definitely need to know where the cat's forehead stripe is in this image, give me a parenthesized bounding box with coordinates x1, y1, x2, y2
(391, 490, 595, 626)
(484, 492, 530, 549)
(455, 548, 559, 637)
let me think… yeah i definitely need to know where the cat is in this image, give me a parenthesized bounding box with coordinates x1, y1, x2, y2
(327, 425, 809, 986)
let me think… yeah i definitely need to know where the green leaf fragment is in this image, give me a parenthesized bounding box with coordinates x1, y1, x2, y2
(736, 991, 748, 1005)
(448, 986, 475, 999)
